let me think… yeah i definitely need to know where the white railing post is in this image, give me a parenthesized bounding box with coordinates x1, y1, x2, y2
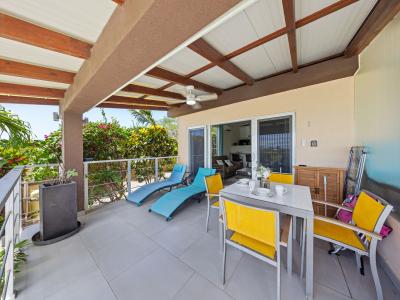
(83, 162, 89, 210)
(154, 158, 159, 182)
(127, 159, 132, 193)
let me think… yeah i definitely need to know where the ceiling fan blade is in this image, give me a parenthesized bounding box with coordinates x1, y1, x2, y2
(196, 93, 218, 102)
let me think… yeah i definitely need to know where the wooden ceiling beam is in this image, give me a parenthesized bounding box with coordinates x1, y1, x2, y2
(188, 38, 254, 85)
(62, 0, 239, 113)
(0, 82, 65, 99)
(0, 95, 59, 105)
(345, 0, 400, 57)
(169, 55, 358, 117)
(0, 59, 75, 84)
(97, 103, 169, 110)
(122, 84, 185, 100)
(106, 95, 170, 106)
(147, 67, 222, 94)
(0, 13, 92, 59)
(182, 0, 358, 78)
(282, 0, 298, 72)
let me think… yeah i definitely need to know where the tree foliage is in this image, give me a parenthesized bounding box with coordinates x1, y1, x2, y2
(0, 106, 31, 145)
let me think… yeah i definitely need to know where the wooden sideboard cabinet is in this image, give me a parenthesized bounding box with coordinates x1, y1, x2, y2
(294, 166, 346, 216)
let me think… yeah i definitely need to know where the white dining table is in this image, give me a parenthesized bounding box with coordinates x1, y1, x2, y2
(219, 182, 314, 300)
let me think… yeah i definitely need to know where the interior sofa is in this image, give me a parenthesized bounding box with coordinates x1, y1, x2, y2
(212, 155, 242, 179)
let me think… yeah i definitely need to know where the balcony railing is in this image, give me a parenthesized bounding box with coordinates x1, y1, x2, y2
(0, 167, 23, 300)
(83, 156, 178, 210)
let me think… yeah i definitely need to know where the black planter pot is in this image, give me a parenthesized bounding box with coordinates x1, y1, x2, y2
(32, 181, 81, 245)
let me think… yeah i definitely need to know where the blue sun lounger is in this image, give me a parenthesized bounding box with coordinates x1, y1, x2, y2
(127, 164, 186, 206)
(149, 167, 216, 221)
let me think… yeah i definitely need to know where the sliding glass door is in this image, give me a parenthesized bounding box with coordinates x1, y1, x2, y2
(189, 127, 205, 173)
(257, 115, 293, 173)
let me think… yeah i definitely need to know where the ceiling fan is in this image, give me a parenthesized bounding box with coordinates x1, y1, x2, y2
(179, 85, 218, 109)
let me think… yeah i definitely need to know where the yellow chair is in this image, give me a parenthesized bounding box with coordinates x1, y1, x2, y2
(204, 174, 224, 232)
(307, 191, 393, 300)
(270, 173, 297, 243)
(220, 198, 284, 300)
(269, 173, 294, 184)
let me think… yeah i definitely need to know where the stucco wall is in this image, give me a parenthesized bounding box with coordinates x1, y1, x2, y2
(354, 15, 400, 283)
(177, 77, 355, 169)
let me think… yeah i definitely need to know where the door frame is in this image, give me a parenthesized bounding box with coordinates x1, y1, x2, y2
(206, 117, 253, 169)
(187, 125, 207, 172)
(251, 112, 296, 179)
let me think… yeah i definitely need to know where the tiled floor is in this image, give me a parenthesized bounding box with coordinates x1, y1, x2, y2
(16, 191, 399, 300)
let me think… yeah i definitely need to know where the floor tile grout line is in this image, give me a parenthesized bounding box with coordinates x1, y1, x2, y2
(337, 254, 354, 299)
(77, 233, 120, 300)
(170, 271, 196, 300)
(316, 280, 353, 299)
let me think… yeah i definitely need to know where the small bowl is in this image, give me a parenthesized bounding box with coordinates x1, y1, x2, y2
(255, 187, 270, 196)
(238, 178, 250, 185)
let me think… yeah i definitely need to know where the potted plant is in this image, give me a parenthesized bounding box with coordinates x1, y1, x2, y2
(32, 166, 81, 245)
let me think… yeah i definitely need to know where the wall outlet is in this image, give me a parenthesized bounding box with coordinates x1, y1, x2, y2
(310, 140, 318, 147)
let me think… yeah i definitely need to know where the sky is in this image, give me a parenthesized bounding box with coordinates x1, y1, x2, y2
(2, 104, 167, 140)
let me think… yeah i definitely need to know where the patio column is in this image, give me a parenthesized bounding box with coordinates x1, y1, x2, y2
(62, 111, 84, 211)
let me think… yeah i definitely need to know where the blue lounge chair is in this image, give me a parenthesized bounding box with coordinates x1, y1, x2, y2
(149, 167, 216, 221)
(127, 164, 186, 206)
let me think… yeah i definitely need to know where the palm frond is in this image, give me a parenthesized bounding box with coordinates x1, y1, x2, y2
(130, 109, 156, 126)
(0, 106, 31, 145)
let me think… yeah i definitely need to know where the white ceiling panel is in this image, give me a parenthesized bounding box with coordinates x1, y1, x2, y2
(297, 0, 377, 65)
(261, 35, 292, 72)
(244, 0, 285, 37)
(0, 38, 84, 72)
(0, 0, 116, 43)
(0, 74, 69, 89)
(159, 48, 210, 76)
(203, 0, 285, 56)
(229, 36, 291, 80)
(192, 66, 242, 89)
(230, 47, 276, 79)
(203, 11, 258, 55)
(295, 0, 338, 20)
(132, 75, 169, 89)
(115, 91, 144, 98)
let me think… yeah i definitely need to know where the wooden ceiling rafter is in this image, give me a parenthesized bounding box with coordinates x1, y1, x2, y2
(106, 95, 170, 107)
(122, 84, 185, 100)
(0, 13, 92, 59)
(0, 95, 59, 105)
(147, 67, 222, 94)
(98, 103, 169, 110)
(169, 55, 359, 117)
(0, 82, 65, 99)
(345, 0, 400, 56)
(147, 0, 359, 93)
(188, 38, 254, 85)
(0, 59, 75, 84)
(282, 0, 298, 72)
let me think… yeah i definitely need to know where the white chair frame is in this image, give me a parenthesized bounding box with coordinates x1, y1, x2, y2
(220, 197, 281, 300)
(300, 194, 393, 300)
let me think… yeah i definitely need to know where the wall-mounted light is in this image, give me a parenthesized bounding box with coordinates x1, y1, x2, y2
(53, 112, 59, 121)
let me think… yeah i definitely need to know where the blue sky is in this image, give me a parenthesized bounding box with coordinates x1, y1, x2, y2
(2, 104, 167, 140)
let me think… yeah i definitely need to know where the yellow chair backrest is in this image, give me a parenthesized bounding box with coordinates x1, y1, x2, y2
(353, 192, 385, 233)
(223, 199, 276, 248)
(269, 173, 294, 184)
(205, 173, 224, 195)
